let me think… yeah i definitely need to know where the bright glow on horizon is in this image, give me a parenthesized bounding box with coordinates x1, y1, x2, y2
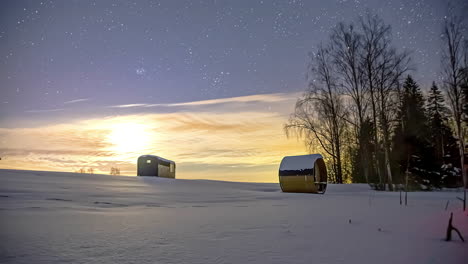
(0, 92, 309, 182)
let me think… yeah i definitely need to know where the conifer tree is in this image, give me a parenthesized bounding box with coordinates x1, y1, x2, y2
(462, 68, 468, 125)
(427, 83, 457, 162)
(392, 76, 434, 188)
(427, 82, 459, 187)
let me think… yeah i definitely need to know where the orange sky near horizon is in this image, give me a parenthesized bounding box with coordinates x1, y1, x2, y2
(0, 92, 312, 182)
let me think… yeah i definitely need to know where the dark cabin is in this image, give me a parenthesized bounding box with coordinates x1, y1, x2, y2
(137, 155, 176, 178)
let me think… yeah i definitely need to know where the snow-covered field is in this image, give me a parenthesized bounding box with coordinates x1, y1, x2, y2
(0, 169, 467, 263)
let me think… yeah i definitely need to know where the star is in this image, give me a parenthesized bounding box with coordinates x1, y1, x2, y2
(136, 68, 146, 75)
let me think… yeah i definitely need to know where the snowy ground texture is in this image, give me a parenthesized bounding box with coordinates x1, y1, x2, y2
(1, 169, 467, 264)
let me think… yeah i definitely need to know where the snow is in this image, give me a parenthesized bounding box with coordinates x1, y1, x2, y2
(279, 154, 322, 171)
(0, 169, 467, 264)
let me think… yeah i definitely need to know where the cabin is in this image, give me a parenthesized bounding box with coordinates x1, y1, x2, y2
(279, 154, 327, 194)
(137, 155, 176, 178)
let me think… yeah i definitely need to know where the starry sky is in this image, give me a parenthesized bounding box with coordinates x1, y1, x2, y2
(1, 0, 467, 182)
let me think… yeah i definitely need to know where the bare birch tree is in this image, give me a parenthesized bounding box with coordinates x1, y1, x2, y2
(286, 13, 410, 188)
(285, 45, 347, 183)
(360, 14, 389, 188)
(360, 13, 410, 190)
(330, 22, 370, 183)
(441, 14, 467, 210)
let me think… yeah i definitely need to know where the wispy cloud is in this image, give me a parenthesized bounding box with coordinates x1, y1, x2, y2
(109, 92, 301, 109)
(111, 103, 149, 108)
(25, 108, 65, 113)
(164, 92, 299, 106)
(63, 98, 91, 104)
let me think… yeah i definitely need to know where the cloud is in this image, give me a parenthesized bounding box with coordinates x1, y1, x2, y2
(25, 108, 65, 113)
(111, 103, 149, 108)
(0, 148, 113, 157)
(22, 99, 91, 114)
(63, 98, 91, 104)
(165, 114, 271, 133)
(1, 92, 307, 182)
(109, 92, 301, 109)
(164, 92, 299, 106)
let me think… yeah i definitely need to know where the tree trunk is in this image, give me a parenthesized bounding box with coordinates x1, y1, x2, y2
(363, 152, 370, 183)
(458, 125, 466, 211)
(369, 87, 382, 187)
(336, 141, 343, 183)
(382, 128, 394, 191)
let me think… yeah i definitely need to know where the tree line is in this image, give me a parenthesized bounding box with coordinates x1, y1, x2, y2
(285, 12, 468, 192)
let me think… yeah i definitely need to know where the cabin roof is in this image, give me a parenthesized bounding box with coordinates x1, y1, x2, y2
(139, 155, 174, 164)
(279, 154, 323, 171)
